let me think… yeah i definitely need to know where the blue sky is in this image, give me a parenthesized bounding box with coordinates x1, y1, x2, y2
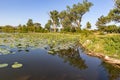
(0, 0, 114, 29)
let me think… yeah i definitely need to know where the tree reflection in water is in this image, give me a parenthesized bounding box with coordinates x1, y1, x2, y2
(102, 62, 120, 80)
(49, 48, 88, 70)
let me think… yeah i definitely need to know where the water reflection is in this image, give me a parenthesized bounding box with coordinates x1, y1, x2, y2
(102, 62, 120, 80)
(56, 48, 88, 70)
(0, 47, 120, 80)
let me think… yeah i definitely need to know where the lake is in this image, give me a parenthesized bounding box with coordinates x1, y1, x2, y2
(0, 47, 120, 80)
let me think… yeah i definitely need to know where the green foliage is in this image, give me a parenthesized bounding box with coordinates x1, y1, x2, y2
(45, 20, 52, 32)
(96, 0, 120, 33)
(70, 0, 93, 28)
(48, 0, 93, 32)
(96, 15, 111, 30)
(79, 33, 120, 59)
(1, 25, 16, 33)
(50, 10, 59, 32)
(115, 0, 120, 8)
(86, 21, 91, 29)
(104, 35, 120, 57)
(108, 8, 120, 22)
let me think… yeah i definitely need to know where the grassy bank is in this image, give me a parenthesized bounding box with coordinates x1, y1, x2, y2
(79, 33, 120, 59)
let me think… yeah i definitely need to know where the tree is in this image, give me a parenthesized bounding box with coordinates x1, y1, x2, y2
(114, 0, 120, 8)
(69, 0, 93, 29)
(26, 19, 34, 32)
(34, 23, 42, 32)
(104, 0, 120, 23)
(22, 25, 28, 33)
(49, 10, 59, 32)
(108, 8, 120, 22)
(17, 24, 23, 33)
(59, 11, 66, 27)
(96, 0, 120, 33)
(86, 22, 91, 29)
(96, 15, 111, 31)
(59, 11, 73, 32)
(45, 20, 52, 32)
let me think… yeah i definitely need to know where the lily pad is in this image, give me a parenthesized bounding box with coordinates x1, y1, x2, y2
(0, 63, 8, 68)
(12, 62, 23, 69)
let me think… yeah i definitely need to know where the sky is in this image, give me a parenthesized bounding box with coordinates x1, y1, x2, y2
(0, 0, 114, 29)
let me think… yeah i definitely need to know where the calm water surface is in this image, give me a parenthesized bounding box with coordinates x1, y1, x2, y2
(0, 48, 120, 80)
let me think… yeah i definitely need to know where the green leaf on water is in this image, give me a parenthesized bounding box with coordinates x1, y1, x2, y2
(12, 62, 23, 69)
(0, 63, 8, 68)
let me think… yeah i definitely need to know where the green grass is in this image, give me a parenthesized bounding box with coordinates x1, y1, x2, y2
(79, 33, 120, 59)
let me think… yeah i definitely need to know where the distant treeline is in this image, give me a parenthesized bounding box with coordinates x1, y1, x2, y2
(0, 0, 120, 33)
(0, 19, 47, 33)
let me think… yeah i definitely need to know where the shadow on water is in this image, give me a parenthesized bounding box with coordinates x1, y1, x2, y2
(0, 47, 120, 80)
(51, 48, 88, 70)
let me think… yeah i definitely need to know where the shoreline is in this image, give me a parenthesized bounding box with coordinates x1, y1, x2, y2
(79, 43, 120, 68)
(86, 52, 120, 68)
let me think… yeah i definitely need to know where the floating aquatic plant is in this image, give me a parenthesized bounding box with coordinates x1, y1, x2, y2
(0, 33, 80, 55)
(0, 63, 8, 68)
(11, 62, 23, 69)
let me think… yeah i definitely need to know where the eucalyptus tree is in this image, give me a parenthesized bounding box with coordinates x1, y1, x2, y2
(49, 10, 59, 32)
(69, 0, 93, 29)
(59, 10, 67, 27)
(59, 10, 73, 32)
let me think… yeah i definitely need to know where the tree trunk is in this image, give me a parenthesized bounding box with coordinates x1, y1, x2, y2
(53, 22, 56, 32)
(76, 19, 81, 29)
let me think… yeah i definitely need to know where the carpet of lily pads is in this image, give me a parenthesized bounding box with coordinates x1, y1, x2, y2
(0, 33, 80, 55)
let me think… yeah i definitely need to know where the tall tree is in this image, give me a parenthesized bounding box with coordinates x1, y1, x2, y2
(50, 10, 59, 32)
(59, 11, 67, 27)
(59, 10, 73, 32)
(69, 0, 93, 29)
